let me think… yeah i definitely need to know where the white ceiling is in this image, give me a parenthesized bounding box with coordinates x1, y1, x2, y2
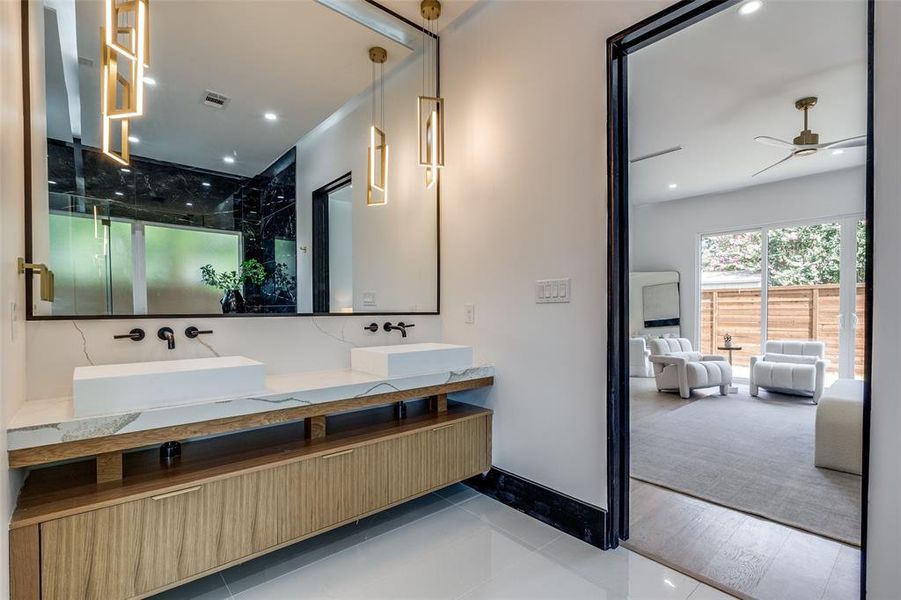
(628, 0, 868, 205)
(52, 0, 421, 176)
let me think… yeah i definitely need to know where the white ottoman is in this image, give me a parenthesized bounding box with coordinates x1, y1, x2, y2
(815, 379, 864, 475)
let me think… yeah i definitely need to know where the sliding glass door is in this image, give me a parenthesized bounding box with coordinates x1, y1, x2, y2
(701, 217, 865, 382)
(765, 222, 842, 380)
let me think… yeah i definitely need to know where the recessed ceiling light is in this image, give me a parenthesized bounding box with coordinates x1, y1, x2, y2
(143, 76, 157, 86)
(114, 191, 124, 196)
(832, 149, 845, 155)
(739, 0, 762, 15)
(128, 135, 140, 143)
(277, 195, 285, 199)
(48, 180, 57, 185)
(202, 182, 211, 187)
(264, 112, 278, 121)
(120, 168, 131, 173)
(223, 156, 235, 164)
(668, 183, 678, 189)
(185, 202, 194, 207)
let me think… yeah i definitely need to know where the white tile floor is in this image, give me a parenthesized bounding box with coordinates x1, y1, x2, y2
(151, 484, 735, 600)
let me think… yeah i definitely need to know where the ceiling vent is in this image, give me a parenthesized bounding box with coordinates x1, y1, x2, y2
(202, 90, 230, 109)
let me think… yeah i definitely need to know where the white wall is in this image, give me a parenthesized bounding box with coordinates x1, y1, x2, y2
(0, 1, 29, 595)
(440, 0, 669, 508)
(631, 167, 865, 348)
(867, 2, 901, 596)
(296, 53, 438, 314)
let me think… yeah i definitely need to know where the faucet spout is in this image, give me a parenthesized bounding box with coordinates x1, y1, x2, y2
(157, 327, 176, 350)
(383, 321, 415, 338)
(383, 322, 407, 338)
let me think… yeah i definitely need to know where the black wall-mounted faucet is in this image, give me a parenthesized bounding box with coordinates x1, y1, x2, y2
(384, 321, 415, 338)
(157, 327, 176, 350)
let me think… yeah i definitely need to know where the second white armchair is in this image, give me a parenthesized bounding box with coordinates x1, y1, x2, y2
(750, 340, 827, 404)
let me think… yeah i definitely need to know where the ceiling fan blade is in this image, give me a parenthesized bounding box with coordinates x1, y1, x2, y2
(752, 153, 795, 177)
(754, 136, 796, 149)
(823, 135, 867, 150)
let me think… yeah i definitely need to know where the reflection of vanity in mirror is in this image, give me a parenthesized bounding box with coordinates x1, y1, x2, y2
(628, 271, 681, 377)
(28, 0, 438, 317)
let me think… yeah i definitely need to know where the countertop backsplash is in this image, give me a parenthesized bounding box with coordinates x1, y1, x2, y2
(25, 316, 442, 402)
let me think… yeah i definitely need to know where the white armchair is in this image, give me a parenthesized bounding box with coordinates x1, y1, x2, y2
(648, 338, 732, 399)
(750, 340, 827, 404)
(629, 337, 653, 378)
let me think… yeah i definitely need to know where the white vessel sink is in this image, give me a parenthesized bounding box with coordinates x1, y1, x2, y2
(351, 343, 473, 377)
(73, 356, 266, 417)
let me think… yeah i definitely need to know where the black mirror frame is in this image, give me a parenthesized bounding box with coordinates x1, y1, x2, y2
(19, 0, 440, 320)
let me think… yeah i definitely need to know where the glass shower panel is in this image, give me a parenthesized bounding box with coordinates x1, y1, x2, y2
(49, 207, 133, 315)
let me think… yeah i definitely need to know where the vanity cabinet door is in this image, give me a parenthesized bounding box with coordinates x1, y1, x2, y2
(386, 430, 432, 504)
(40, 467, 283, 600)
(430, 416, 491, 489)
(312, 443, 388, 531)
(281, 458, 318, 542)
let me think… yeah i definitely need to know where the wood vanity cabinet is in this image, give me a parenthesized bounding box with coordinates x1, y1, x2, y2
(12, 403, 492, 600)
(40, 469, 283, 599)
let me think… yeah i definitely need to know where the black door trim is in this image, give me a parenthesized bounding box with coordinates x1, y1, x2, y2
(311, 172, 352, 314)
(605, 4, 874, 598)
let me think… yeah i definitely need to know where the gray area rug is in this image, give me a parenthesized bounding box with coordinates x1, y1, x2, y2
(631, 384, 861, 545)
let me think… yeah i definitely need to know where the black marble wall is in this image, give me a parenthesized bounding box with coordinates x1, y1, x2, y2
(238, 148, 297, 313)
(47, 139, 247, 230)
(46, 139, 297, 313)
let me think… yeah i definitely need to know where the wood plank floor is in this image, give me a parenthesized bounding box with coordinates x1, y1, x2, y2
(627, 379, 861, 600)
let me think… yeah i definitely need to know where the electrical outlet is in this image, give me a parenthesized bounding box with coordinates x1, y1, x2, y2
(464, 303, 475, 324)
(536, 278, 571, 304)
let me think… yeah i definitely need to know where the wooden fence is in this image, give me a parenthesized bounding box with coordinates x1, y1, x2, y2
(700, 284, 867, 377)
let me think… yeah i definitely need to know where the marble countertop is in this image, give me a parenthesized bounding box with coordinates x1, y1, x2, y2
(7, 365, 494, 452)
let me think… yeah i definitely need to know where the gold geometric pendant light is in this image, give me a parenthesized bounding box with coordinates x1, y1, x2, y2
(100, 0, 150, 166)
(368, 46, 389, 206)
(418, 0, 443, 189)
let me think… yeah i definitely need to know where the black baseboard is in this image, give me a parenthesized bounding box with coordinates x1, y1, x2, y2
(464, 467, 609, 550)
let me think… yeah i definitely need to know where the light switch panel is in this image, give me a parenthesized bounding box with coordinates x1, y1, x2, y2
(536, 278, 571, 304)
(464, 303, 475, 324)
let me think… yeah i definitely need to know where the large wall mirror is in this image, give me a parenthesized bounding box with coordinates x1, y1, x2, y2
(25, 0, 439, 318)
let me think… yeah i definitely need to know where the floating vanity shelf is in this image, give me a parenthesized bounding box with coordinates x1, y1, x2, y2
(8, 372, 493, 600)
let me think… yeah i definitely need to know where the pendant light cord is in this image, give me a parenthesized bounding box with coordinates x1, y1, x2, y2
(381, 60, 385, 130)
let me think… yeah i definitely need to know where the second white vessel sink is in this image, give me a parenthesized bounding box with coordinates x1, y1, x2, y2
(73, 356, 266, 417)
(351, 343, 473, 377)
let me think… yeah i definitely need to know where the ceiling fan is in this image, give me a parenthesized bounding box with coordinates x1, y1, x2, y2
(752, 96, 866, 177)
